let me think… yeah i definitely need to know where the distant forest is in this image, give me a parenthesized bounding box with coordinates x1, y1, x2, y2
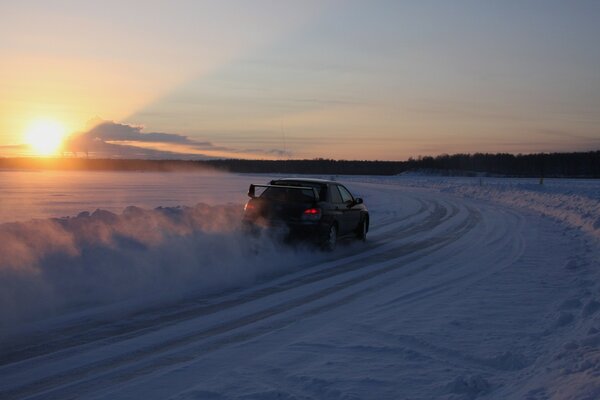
(1, 151, 599, 178)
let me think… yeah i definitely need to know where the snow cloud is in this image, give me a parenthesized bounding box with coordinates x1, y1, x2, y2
(0, 203, 316, 332)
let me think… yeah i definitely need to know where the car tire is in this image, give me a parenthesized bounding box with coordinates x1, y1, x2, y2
(356, 218, 367, 242)
(242, 221, 260, 237)
(322, 224, 337, 251)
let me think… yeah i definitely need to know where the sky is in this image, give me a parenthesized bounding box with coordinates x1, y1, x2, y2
(1, 0, 599, 160)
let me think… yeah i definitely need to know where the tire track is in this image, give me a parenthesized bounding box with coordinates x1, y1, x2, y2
(0, 200, 478, 400)
(0, 196, 434, 367)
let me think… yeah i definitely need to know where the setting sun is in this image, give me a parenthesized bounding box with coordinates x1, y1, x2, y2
(24, 119, 66, 156)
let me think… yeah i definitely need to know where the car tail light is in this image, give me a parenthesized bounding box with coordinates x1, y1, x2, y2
(244, 202, 255, 212)
(302, 207, 321, 221)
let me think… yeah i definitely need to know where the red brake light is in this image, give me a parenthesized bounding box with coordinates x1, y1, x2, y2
(303, 208, 320, 215)
(302, 207, 321, 221)
(244, 203, 255, 211)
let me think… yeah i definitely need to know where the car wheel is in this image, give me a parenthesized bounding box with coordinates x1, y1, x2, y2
(242, 221, 260, 237)
(357, 219, 367, 241)
(322, 224, 337, 251)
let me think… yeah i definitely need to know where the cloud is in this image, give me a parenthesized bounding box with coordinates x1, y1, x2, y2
(63, 120, 225, 159)
(243, 148, 292, 158)
(81, 121, 222, 150)
(535, 129, 600, 142)
(61, 119, 294, 160)
(86, 121, 191, 143)
(69, 139, 213, 160)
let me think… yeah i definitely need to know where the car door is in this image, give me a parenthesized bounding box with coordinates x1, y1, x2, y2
(327, 184, 347, 232)
(337, 184, 361, 234)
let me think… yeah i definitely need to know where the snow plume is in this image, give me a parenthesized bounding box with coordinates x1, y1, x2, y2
(0, 204, 313, 328)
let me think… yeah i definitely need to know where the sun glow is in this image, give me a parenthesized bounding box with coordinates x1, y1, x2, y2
(24, 119, 66, 156)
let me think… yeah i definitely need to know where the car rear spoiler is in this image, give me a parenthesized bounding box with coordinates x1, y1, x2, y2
(248, 184, 320, 201)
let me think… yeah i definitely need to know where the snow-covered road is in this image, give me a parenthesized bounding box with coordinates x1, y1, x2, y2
(1, 176, 599, 399)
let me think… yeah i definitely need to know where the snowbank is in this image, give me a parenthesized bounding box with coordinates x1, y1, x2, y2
(446, 182, 600, 240)
(1, 175, 599, 399)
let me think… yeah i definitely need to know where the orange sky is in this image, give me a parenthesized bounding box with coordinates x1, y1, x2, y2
(1, 1, 599, 160)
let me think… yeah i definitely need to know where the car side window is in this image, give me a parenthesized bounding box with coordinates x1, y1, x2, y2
(329, 185, 343, 204)
(318, 185, 327, 201)
(338, 185, 354, 203)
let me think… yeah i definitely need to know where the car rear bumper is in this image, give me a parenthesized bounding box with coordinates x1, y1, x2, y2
(242, 218, 327, 243)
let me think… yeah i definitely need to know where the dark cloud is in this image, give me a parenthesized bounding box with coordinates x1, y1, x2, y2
(64, 137, 211, 160)
(81, 121, 217, 150)
(242, 148, 292, 158)
(61, 120, 295, 159)
(63, 120, 225, 158)
(536, 129, 600, 142)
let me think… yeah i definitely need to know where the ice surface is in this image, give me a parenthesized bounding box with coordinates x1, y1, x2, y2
(0, 170, 250, 224)
(0, 173, 599, 399)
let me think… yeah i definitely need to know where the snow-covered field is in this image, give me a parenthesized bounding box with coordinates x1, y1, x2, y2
(0, 171, 599, 399)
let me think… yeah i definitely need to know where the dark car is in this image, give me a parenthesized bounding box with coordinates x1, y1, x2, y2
(242, 178, 369, 250)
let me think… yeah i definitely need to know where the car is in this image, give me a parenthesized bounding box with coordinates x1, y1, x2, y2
(242, 178, 369, 251)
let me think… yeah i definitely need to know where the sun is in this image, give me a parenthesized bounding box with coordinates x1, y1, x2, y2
(24, 119, 67, 156)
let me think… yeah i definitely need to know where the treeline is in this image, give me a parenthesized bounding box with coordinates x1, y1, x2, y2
(0, 157, 403, 175)
(203, 159, 403, 175)
(205, 151, 600, 177)
(1, 150, 598, 177)
(403, 151, 600, 178)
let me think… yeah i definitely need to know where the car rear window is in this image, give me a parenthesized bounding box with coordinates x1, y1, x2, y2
(260, 186, 317, 202)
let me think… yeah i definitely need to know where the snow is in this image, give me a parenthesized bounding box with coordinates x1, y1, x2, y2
(0, 172, 599, 399)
